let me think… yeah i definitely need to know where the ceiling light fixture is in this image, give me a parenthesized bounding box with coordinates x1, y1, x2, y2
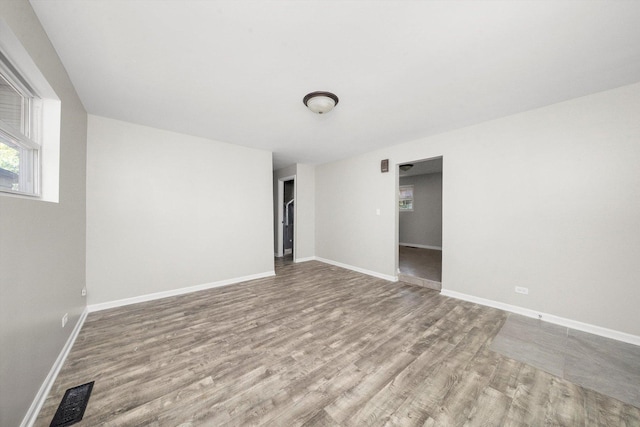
(303, 91, 339, 114)
(399, 164, 414, 172)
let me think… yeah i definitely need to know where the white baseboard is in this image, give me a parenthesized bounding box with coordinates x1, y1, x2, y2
(315, 257, 397, 282)
(399, 243, 442, 251)
(20, 307, 89, 427)
(294, 256, 316, 263)
(441, 289, 640, 346)
(88, 271, 275, 312)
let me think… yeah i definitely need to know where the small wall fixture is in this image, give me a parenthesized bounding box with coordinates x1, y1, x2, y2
(399, 164, 414, 172)
(303, 91, 339, 114)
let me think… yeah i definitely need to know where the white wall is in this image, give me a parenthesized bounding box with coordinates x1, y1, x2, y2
(315, 154, 396, 276)
(273, 164, 315, 261)
(316, 82, 640, 338)
(399, 173, 443, 248)
(86, 115, 274, 305)
(0, 2, 87, 426)
(294, 164, 315, 261)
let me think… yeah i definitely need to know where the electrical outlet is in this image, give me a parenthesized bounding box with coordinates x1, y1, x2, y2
(62, 313, 68, 328)
(81, 287, 87, 297)
(515, 286, 529, 295)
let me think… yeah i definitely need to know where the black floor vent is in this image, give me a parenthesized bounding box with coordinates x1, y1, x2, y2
(50, 381, 94, 427)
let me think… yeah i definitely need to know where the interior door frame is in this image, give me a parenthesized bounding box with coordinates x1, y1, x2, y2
(395, 156, 444, 281)
(276, 174, 296, 259)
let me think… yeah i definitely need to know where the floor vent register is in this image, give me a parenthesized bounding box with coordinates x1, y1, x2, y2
(49, 381, 94, 427)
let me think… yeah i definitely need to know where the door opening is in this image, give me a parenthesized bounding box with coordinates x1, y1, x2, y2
(283, 179, 295, 257)
(275, 174, 296, 260)
(397, 157, 443, 291)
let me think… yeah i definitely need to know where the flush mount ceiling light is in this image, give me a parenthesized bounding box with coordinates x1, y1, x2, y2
(303, 91, 339, 114)
(399, 164, 414, 172)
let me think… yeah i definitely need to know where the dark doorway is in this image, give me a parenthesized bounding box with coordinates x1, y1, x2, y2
(283, 179, 294, 256)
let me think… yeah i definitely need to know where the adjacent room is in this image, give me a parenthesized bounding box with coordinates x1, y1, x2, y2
(398, 158, 443, 290)
(1, 1, 639, 426)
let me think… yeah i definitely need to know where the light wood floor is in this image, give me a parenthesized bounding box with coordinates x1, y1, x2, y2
(36, 260, 639, 426)
(398, 246, 442, 283)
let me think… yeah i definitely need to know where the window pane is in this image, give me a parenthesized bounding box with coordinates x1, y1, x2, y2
(399, 200, 413, 211)
(0, 139, 20, 191)
(399, 185, 413, 199)
(0, 74, 24, 131)
(1, 26, 42, 198)
(399, 185, 414, 211)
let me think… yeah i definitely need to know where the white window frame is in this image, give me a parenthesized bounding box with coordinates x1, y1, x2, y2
(0, 19, 61, 202)
(0, 57, 42, 196)
(399, 184, 414, 211)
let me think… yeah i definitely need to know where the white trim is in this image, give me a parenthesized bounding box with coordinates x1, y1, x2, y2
(294, 256, 316, 263)
(399, 243, 442, 251)
(315, 257, 398, 282)
(20, 308, 89, 427)
(88, 271, 275, 312)
(441, 289, 640, 347)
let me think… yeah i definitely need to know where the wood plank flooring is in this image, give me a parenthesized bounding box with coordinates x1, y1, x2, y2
(398, 246, 442, 283)
(35, 260, 640, 426)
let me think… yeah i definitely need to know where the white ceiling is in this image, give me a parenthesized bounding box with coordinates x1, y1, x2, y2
(29, 1, 640, 170)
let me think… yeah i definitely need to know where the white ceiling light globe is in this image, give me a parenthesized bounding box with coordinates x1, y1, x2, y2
(303, 91, 339, 114)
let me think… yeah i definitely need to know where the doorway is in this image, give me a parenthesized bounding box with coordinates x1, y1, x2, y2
(397, 157, 443, 290)
(275, 174, 296, 261)
(283, 179, 295, 257)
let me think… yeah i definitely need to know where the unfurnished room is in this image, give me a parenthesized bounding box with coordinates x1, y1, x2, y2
(1, 1, 639, 426)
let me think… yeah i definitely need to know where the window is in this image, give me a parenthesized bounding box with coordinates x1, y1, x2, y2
(0, 18, 61, 202)
(0, 55, 40, 196)
(399, 185, 414, 211)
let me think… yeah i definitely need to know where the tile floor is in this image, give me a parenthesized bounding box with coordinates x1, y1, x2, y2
(490, 314, 640, 408)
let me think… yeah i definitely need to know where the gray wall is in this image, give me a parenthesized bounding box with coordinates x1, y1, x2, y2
(0, 2, 87, 426)
(294, 164, 315, 261)
(272, 164, 315, 261)
(284, 180, 295, 203)
(316, 82, 640, 338)
(86, 115, 274, 305)
(399, 173, 442, 248)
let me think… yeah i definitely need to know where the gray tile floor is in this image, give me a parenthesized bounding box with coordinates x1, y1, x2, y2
(490, 314, 640, 408)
